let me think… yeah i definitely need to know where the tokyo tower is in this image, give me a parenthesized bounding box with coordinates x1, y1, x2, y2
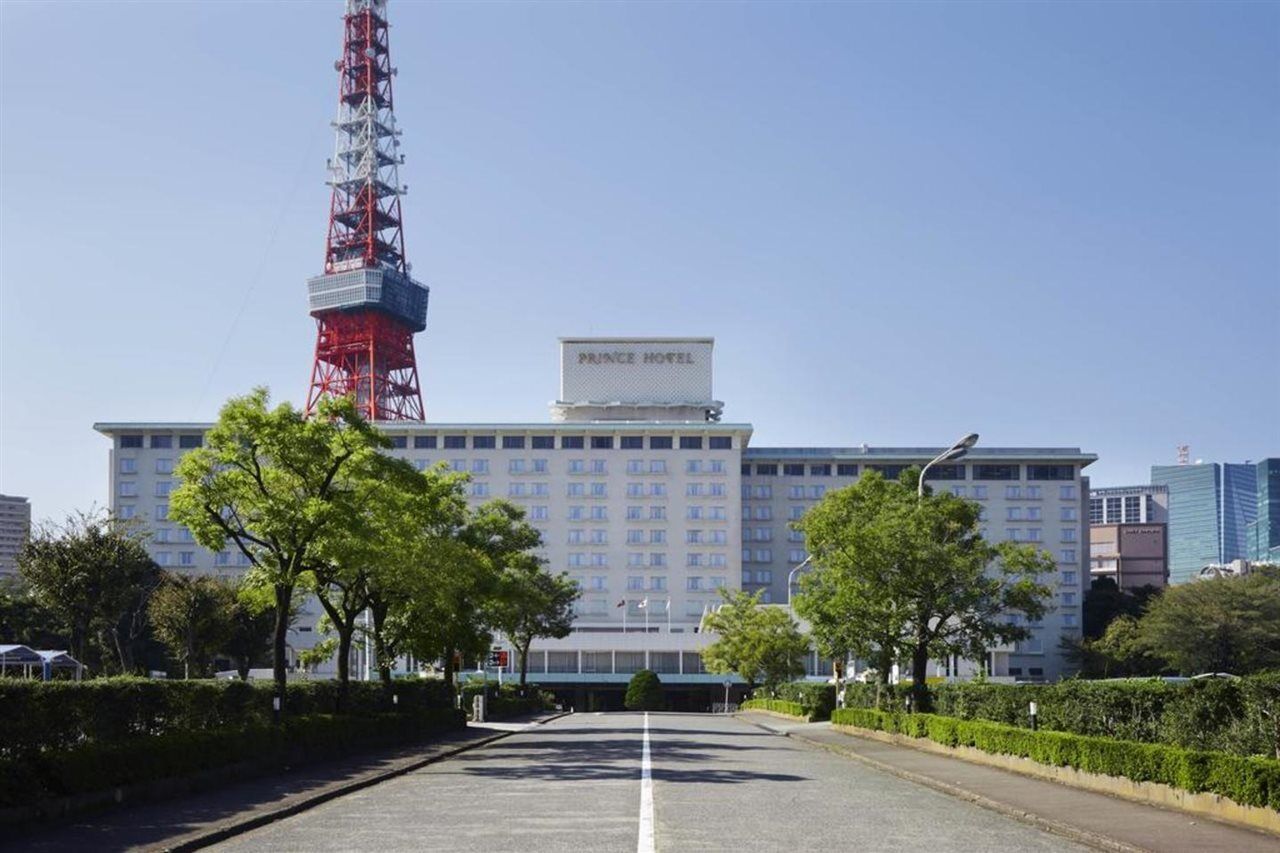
(305, 0, 428, 421)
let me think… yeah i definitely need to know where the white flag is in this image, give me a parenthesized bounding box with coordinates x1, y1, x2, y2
(637, 598, 649, 609)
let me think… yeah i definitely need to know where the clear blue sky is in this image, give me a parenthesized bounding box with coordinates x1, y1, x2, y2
(2, 1, 1277, 524)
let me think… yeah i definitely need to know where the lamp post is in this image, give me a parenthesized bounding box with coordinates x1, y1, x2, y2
(918, 433, 979, 498)
(786, 554, 814, 608)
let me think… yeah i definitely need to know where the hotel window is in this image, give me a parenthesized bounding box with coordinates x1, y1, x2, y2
(756, 569, 773, 583)
(561, 436, 585, 449)
(590, 552, 607, 566)
(710, 553, 726, 567)
(710, 530, 727, 544)
(1059, 485, 1077, 500)
(567, 483, 585, 497)
(686, 530, 704, 544)
(627, 576, 644, 591)
(156, 552, 173, 566)
(755, 506, 772, 521)
(742, 548, 753, 563)
(687, 506, 703, 520)
(709, 460, 725, 474)
(788, 486, 804, 499)
(449, 459, 465, 472)
(150, 435, 173, 449)
(649, 460, 667, 474)
(836, 464, 857, 477)
(1005, 486, 1022, 500)
(1061, 528, 1077, 542)
(627, 483, 643, 498)
(686, 576, 703, 591)
(686, 483, 704, 497)
(788, 529, 804, 542)
(789, 506, 804, 520)
(215, 551, 230, 566)
(627, 530, 644, 544)
(650, 576, 667, 591)
(154, 527, 171, 543)
(532, 459, 549, 474)
(590, 530, 607, 545)
(754, 485, 772, 499)
(156, 458, 174, 475)
(807, 486, 826, 499)
(1006, 528, 1022, 541)
(590, 506, 607, 521)
(755, 548, 772, 562)
(686, 460, 703, 474)
(1028, 464, 1074, 481)
(443, 435, 466, 449)
(509, 459, 526, 474)
(568, 506, 585, 520)
(1027, 528, 1042, 542)
(627, 460, 644, 474)
(1006, 507, 1024, 521)
(741, 464, 753, 476)
(710, 576, 726, 589)
(591, 483, 607, 498)
(760, 590, 773, 603)
(532, 483, 550, 497)
(568, 459, 585, 474)
(650, 553, 666, 567)
(119, 481, 138, 497)
(1088, 498, 1103, 523)
(810, 464, 831, 477)
(972, 486, 988, 499)
(567, 530, 585, 545)
(755, 528, 773, 542)
(788, 549, 806, 563)
(1124, 495, 1141, 523)
(627, 506, 642, 520)
(471, 483, 489, 497)
(388, 436, 407, 449)
(179, 551, 195, 566)
(1061, 592, 1077, 606)
(679, 436, 703, 450)
(589, 576, 607, 591)
(709, 506, 726, 520)
(1060, 506, 1077, 522)
(755, 464, 778, 476)
(1062, 614, 1079, 628)
(649, 506, 665, 520)
(591, 436, 613, 450)
(155, 481, 172, 498)
(414, 435, 437, 449)
(650, 483, 666, 497)
(500, 435, 525, 450)
(650, 530, 666, 544)
(1059, 549, 1076, 563)
(155, 504, 169, 521)
(471, 435, 496, 449)
(1061, 570, 1078, 585)
(471, 459, 489, 475)
(621, 436, 643, 450)
(649, 436, 673, 450)
(951, 486, 966, 497)
(687, 553, 703, 567)
(118, 505, 136, 519)
(120, 435, 143, 448)
(587, 458, 607, 474)
(530, 506, 549, 520)
(567, 553, 586, 567)
(709, 483, 726, 497)
(1025, 485, 1042, 499)
(973, 464, 1019, 480)
(119, 455, 138, 473)
(784, 464, 805, 477)
(1026, 507, 1042, 521)
(531, 436, 555, 450)
(925, 464, 965, 481)
(742, 571, 753, 584)
(628, 554, 644, 567)
(179, 434, 202, 449)
(709, 436, 732, 450)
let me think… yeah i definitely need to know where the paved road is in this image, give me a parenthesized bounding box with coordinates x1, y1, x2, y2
(210, 712, 1088, 853)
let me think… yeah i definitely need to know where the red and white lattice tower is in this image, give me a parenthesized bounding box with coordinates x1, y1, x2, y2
(306, 0, 428, 421)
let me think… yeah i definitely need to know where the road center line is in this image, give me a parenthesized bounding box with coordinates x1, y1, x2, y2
(638, 712, 655, 853)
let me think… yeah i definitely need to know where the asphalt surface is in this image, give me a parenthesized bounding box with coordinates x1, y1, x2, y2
(208, 713, 1090, 853)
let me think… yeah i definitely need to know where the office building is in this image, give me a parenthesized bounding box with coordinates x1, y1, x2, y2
(1087, 486, 1168, 590)
(1089, 485, 1168, 526)
(96, 337, 1096, 700)
(1152, 462, 1258, 584)
(0, 494, 32, 576)
(1247, 458, 1280, 563)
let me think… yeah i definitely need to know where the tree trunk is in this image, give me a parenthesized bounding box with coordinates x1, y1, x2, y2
(237, 657, 250, 681)
(368, 598, 393, 688)
(910, 638, 931, 713)
(272, 583, 291, 716)
(443, 644, 456, 689)
(518, 641, 529, 689)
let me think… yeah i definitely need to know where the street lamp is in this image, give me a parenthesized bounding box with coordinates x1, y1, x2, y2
(786, 554, 814, 608)
(918, 433, 979, 498)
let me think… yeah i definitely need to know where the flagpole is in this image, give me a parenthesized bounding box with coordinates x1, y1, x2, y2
(622, 601, 627, 633)
(645, 599, 649, 633)
(666, 598, 671, 633)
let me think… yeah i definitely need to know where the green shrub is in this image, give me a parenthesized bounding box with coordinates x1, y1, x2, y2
(771, 682, 836, 720)
(459, 682, 553, 719)
(624, 670, 663, 711)
(741, 699, 808, 719)
(831, 708, 1280, 811)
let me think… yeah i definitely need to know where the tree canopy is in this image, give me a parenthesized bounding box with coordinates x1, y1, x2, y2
(701, 589, 809, 691)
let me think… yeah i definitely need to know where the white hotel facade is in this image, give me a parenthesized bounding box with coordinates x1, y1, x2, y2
(96, 338, 1094, 703)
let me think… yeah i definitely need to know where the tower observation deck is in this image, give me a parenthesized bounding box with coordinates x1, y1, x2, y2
(306, 0, 428, 421)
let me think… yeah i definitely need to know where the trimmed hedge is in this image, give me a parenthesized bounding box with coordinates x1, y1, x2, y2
(741, 699, 809, 719)
(832, 707, 1280, 811)
(0, 708, 464, 809)
(841, 675, 1280, 758)
(0, 677, 457, 759)
(459, 682, 554, 719)
(770, 682, 837, 721)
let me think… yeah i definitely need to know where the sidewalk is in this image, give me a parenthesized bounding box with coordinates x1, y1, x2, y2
(739, 712, 1278, 853)
(4, 714, 564, 853)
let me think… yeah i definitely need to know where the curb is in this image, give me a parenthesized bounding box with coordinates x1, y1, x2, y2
(163, 711, 571, 852)
(734, 713, 1148, 853)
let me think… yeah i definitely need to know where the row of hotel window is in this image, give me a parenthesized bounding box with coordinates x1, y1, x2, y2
(574, 576, 728, 592)
(119, 434, 735, 451)
(743, 546, 1081, 563)
(565, 553, 730, 568)
(742, 463, 1077, 481)
(742, 484, 1078, 501)
(562, 530, 732, 545)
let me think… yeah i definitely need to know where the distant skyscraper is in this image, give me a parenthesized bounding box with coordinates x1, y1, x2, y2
(0, 494, 31, 576)
(1152, 462, 1258, 583)
(1248, 458, 1280, 562)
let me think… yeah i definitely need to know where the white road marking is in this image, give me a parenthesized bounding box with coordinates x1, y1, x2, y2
(637, 711, 655, 853)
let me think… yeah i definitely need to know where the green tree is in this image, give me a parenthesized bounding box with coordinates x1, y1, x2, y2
(1083, 576, 1159, 640)
(222, 583, 277, 680)
(0, 575, 67, 649)
(490, 555, 579, 688)
(625, 669, 664, 711)
(18, 510, 160, 672)
(148, 573, 235, 678)
(797, 469, 1055, 710)
(701, 589, 809, 691)
(170, 389, 386, 709)
(1136, 568, 1280, 675)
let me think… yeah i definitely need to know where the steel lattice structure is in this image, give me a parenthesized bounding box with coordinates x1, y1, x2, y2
(306, 0, 428, 421)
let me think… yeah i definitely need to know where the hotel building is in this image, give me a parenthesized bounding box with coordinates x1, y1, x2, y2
(95, 337, 1095, 704)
